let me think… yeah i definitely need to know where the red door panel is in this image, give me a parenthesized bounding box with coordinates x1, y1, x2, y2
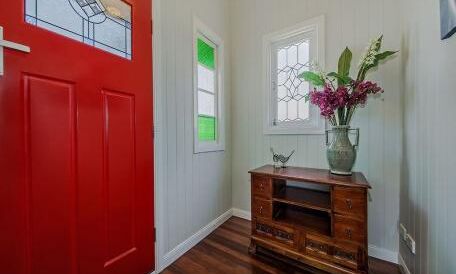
(0, 1, 154, 274)
(103, 91, 137, 267)
(25, 75, 78, 274)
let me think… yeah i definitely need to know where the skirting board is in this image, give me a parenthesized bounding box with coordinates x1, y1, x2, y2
(398, 254, 411, 274)
(368, 244, 398, 264)
(232, 208, 399, 264)
(232, 207, 252, 220)
(157, 209, 233, 272)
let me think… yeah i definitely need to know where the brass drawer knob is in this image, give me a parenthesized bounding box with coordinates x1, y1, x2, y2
(345, 229, 352, 240)
(259, 206, 263, 214)
(346, 199, 353, 209)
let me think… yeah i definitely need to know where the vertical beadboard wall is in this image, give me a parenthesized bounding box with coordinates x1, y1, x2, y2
(154, 0, 232, 268)
(230, 0, 402, 257)
(400, 0, 456, 273)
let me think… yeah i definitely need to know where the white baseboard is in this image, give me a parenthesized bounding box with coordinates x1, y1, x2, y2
(398, 254, 411, 274)
(232, 208, 251, 220)
(157, 209, 233, 272)
(368, 244, 398, 264)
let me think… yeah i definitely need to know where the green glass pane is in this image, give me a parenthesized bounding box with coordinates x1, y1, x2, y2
(198, 38, 215, 70)
(198, 115, 217, 141)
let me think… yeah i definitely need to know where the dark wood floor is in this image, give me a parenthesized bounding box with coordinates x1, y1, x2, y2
(162, 217, 400, 274)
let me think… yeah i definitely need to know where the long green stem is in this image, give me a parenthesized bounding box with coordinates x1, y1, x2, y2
(337, 108, 344, 125)
(345, 107, 356, 125)
(329, 116, 337, 126)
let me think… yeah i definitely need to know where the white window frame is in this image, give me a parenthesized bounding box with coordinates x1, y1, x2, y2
(263, 15, 326, 135)
(193, 17, 225, 153)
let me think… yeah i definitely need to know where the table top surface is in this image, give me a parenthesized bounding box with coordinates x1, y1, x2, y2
(249, 165, 371, 189)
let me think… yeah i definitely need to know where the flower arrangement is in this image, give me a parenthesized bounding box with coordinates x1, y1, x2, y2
(299, 35, 397, 126)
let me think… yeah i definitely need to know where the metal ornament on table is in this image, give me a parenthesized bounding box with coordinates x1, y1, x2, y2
(270, 148, 295, 168)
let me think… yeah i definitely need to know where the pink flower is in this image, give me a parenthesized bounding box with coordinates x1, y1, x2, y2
(309, 85, 341, 118)
(335, 86, 349, 108)
(308, 80, 384, 119)
(348, 81, 383, 107)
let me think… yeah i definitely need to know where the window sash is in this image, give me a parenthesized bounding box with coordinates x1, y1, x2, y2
(271, 32, 314, 126)
(193, 20, 225, 152)
(263, 16, 326, 135)
(196, 35, 218, 143)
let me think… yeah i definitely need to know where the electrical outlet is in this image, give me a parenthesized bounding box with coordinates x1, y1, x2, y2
(405, 233, 416, 254)
(400, 224, 407, 241)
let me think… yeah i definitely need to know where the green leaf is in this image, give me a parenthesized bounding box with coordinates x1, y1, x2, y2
(328, 72, 352, 86)
(298, 71, 325, 87)
(338, 47, 353, 77)
(375, 51, 398, 62)
(364, 50, 398, 72)
(304, 93, 310, 102)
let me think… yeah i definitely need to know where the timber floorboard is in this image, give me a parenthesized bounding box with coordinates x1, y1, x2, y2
(162, 217, 400, 274)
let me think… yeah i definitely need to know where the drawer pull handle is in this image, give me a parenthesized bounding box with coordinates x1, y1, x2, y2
(345, 229, 352, 240)
(346, 199, 353, 209)
(259, 206, 263, 214)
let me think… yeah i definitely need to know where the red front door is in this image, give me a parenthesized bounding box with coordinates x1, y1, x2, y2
(0, 1, 154, 274)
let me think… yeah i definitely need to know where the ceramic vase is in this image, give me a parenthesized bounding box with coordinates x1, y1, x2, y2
(325, 126, 359, 175)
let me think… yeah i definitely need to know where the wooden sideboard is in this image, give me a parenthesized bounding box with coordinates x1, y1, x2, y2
(248, 165, 371, 274)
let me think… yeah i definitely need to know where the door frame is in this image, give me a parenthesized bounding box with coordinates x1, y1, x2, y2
(152, 0, 165, 272)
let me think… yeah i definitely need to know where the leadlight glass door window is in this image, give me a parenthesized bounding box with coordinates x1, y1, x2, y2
(264, 16, 326, 135)
(25, 0, 132, 59)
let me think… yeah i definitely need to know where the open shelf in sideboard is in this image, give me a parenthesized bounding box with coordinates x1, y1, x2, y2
(273, 185, 331, 213)
(273, 203, 332, 237)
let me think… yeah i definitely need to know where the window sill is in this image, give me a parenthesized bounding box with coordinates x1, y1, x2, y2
(264, 125, 326, 135)
(194, 143, 225, 154)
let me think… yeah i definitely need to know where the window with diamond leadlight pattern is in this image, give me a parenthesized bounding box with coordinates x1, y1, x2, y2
(275, 39, 310, 123)
(25, 0, 132, 59)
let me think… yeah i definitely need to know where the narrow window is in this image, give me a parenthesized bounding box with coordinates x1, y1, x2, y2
(194, 19, 225, 153)
(197, 37, 217, 141)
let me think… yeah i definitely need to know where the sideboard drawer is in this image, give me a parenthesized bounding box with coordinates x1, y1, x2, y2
(334, 215, 365, 245)
(304, 236, 331, 260)
(332, 245, 359, 270)
(252, 198, 272, 219)
(252, 176, 272, 199)
(333, 187, 366, 218)
(254, 220, 295, 247)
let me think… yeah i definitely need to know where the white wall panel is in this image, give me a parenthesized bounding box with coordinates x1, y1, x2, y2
(400, 0, 456, 273)
(154, 0, 232, 269)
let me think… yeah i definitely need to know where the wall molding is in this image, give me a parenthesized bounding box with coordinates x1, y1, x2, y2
(398, 254, 411, 274)
(157, 209, 233, 272)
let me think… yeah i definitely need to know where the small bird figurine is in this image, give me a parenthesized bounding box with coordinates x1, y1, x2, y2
(270, 148, 295, 168)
